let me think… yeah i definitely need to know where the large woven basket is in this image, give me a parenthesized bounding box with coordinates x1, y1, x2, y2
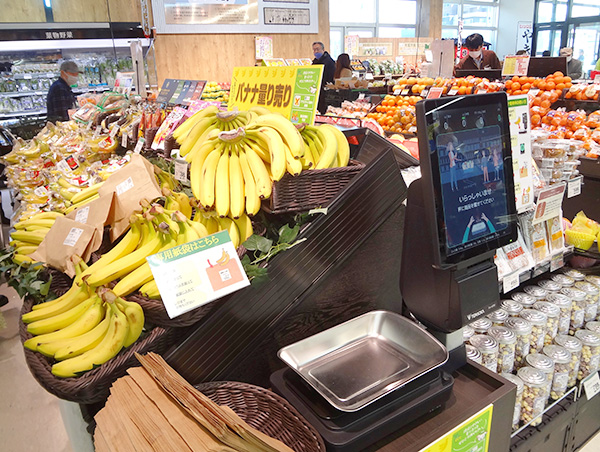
(263, 159, 365, 215)
(19, 276, 188, 404)
(196, 381, 325, 452)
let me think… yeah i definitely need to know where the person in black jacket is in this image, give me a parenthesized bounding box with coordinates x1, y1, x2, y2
(46, 60, 81, 122)
(312, 42, 336, 114)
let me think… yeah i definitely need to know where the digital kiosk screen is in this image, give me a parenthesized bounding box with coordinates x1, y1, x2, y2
(420, 93, 517, 264)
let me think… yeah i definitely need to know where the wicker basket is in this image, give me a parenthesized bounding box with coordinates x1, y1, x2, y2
(196, 381, 325, 452)
(19, 276, 188, 404)
(263, 160, 365, 215)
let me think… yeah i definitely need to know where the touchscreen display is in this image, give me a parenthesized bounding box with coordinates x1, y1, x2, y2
(430, 101, 511, 257)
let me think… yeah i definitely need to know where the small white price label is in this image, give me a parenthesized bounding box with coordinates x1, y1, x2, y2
(116, 177, 134, 196)
(394, 89, 401, 96)
(448, 87, 459, 96)
(56, 159, 71, 173)
(583, 372, 600, 400)
(174, 160, 189, 182)
(75, 205, 90, 224)
(34, 186, 48, 198)
(567, 177, 582, 198)
(63, 227, 84, 247)
(401, 88, 410, 96)
(358, 93, 365, 100)
(24, 74, 32, 80)
(550, 252, 564, 272)
(122, 132, 128, 148)
(134, 138, 145, 154)
(110, 126, 119, 138)
(503, 272, 520, 294)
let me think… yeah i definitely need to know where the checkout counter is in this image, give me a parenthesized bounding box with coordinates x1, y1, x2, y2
(162, 93, 578, 451)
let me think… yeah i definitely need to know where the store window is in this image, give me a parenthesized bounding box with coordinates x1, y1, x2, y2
(378, 0, 417, 25)
(329, 0, 377, 24)
(441, 0, 500, 48)
(571, 0, 600, 18)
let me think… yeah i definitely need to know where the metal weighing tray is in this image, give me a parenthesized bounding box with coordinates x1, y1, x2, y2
(278, 310, 448, 412)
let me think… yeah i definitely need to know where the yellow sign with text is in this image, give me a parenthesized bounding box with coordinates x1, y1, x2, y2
(419, 404, 493, 452)
(228, 65, 323, 125)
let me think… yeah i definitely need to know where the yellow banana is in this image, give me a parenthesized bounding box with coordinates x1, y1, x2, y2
(245, 137, 271, 162)
(313, 125, 338, 169)
(15, 245, 38, 256)
(248, 114, 305, 159)
(139, 280, 161, 299)
(196, 143, 224, 207)
(173, 105, 218, 143)
(215, 148, 231, 217)
(228, 147, 245, 219)
(238, 148, 261, 216)
(320, 124, 350, 167)
(26, 296, 104, 353)
(215, 248, 229, 265)
(12, 254, 35, 265)
(284, 144, 303, 176)
(186, 218, 208, 240)
(233, 213, 254, 243)
(69, 181, 104, 205)
(42, 307, 111, 359)
(27, 295, 97, 336)
(85, 225, 163, 287)
(247, 127, 286, 181)
(179, 115, 218, 156)
(204, 215, 220, 235)
(10, 230, 47, 245)
(22, 285, 90, 323)
(81, 218, 142, 279)
(248, 106, 272, 116)
(242, 141, 272, 200)
(14, 218, 56, 230)
(300, 141, 315, 169)
(101, 290, 144, 348)
(51, 302, 129, 378)
(64, 194, 100, 214)
(173, 191, 192, 219)
(216, 216, 240, 248)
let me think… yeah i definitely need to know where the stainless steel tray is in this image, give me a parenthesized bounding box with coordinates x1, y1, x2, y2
(278, 310, 448, 412)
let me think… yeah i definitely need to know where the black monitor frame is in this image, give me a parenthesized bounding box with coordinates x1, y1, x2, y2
(415, 92, 518, 269)
(527, 57, 568, 78)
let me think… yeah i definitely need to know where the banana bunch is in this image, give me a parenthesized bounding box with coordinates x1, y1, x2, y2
(10, 211, 64, 264)
(192, 203, 254, 249)
(299, 124, 350, 170)
(154, 166, 177, 192)
(22, 257, 144, 378)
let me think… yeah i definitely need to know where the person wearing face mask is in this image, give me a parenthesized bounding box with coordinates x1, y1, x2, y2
(311, 42, 336, 114)
(559, 47, 583, 80)
(454, 33, 501, 76)
(47, 61, 81, 122)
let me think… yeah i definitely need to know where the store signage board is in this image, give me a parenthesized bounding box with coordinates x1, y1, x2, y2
(151, 0, 318, 34)
(427, 87, 444, 99)
(156, 78, 205, 105)
(532, 183, 566, 225)
(255, 36, 273, 59)
(345, 35, 360, 58)
(418, 404, 493, 452)
(229, 65, 323, 124)
(156, 79, 179, 103)
(508, 95, 535, 213)
(147, 231, 250, 318)
(502, 56, 530, 77)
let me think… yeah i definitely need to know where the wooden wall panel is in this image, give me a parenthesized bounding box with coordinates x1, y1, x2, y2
(154, 0, 329, 83)
(52, 0, 110, 23)
(108, 0, 142, 23)
(0, 0, 46, 22)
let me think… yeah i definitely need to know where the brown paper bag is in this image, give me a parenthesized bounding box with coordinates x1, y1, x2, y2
(30, 217, 96, 276)
(98, 154, 162, 241)
(66, 192, 115, 254)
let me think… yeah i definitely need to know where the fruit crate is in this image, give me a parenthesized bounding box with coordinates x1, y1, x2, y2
(262, 159, 366, 215)
(19, 273, 190, 404)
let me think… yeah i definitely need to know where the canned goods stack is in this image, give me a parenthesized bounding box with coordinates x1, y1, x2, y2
(543, 345, 572, 400)
(533, 301, 560, 345)
(501, 299, 524, 317)
(546, 293, 573, 335)
(470, 334, 499, 373)
(561, 287, 587, 333)
(520, 309, 548, 353)
(554, 334, 582, 388)
(487, 309, 509, 327)
(488, 326, 517, 373)
(517, 367, 548, 426)
(574, 329, 600, 380)
(501, 372, 524, 431)
(505, 317, 533, 368)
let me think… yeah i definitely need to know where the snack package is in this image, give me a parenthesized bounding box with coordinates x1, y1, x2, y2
(519, 211, 550, 263)
(546, 215, 564, 252)
(501, 230, 535, 273)
(151, 107, 187, 150)
(495, 248, 513, 279)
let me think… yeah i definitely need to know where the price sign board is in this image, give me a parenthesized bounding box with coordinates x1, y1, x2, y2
(502, 56, 530, 77)
(147, 231, 250, 319)
(156, 78, 206, 105)
(229, 65, 323, 124)
(533, 183, 566, 225)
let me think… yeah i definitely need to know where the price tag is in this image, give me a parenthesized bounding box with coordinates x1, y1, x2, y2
(63, 227, 84, 247)
(75, 205, 90, 224)
(24, 74, 32, 80)
(427, 87, 444, 99)
(448, 87, 459, 96)
(122, 132, 128, 148)
(394, 89, 401, 96)
(116, 177, 134, 196)
(401, 88, 410, 96)
(134, 138, 145, 154)
(550, 252, 564, 272)
(56, 160, 71, 173)
(147, 231, 250, 318)
(110, 126, 119, 138)
(93, 126, 101, 138)
(583, 372, 600, 400)
(503, 272, 520, 294)
(568, 177, 582, 198)
(384, 73, 392, 80)
(308, 207, 328, 215)
(34, 186, 49, 198)
(365, 73, 374, 80)
(358, 93, 365, 100)
(174, 159, 189, 182)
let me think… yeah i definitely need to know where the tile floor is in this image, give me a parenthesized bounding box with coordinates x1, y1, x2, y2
(2, 282, 600, 451)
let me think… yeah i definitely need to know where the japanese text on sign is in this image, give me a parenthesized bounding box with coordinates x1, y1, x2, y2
(234, 82, 292, 107)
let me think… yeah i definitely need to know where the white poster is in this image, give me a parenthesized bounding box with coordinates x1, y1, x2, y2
(516, 21, 533, 54)
(508, 95, 535, 213)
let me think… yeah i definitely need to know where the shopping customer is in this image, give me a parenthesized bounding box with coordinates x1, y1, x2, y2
(334, 53, 353, 80)
(559, 47, 583, 80)
(46, 61, 81, 122)
(312, 42, 336, 114)
(454, 33, 502, 74)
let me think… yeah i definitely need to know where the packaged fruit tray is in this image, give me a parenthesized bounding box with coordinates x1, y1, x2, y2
(19, 273, 189, 404)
